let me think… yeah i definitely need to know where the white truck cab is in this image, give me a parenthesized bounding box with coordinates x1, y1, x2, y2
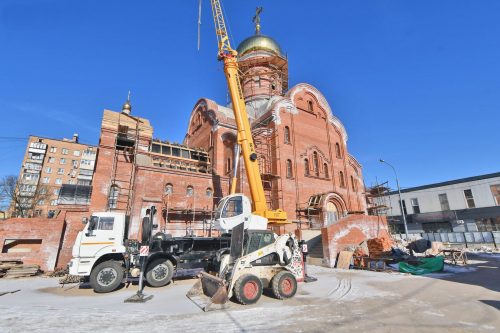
(70, 212, 128, 276)
(69, 212, 135, 292)
(214, 194, 267, 233)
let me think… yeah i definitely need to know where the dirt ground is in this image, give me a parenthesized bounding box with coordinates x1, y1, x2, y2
(0, 253, 498, 333)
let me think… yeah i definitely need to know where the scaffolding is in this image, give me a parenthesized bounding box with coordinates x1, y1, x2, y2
(252, 120, 283, 211)
(109, 113, 142, 215)
(365, 181, 391, 217)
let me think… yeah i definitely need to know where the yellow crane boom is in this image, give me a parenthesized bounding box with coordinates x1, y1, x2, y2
(209, 0, 288, 224)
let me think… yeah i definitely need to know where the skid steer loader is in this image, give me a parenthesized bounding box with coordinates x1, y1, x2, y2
(187, 223, 304, 311)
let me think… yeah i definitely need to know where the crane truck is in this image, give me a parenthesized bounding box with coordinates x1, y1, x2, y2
(185, 1, 305, 311)
(69, 210, 230, 293)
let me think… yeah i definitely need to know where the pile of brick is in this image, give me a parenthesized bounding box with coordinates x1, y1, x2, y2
(367, 236, 394, 259)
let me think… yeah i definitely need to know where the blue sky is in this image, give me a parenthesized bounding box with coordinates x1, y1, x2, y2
(0, 0, 499, 191)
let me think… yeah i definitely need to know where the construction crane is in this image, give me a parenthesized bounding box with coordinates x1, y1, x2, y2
(209, 0, 288, 226)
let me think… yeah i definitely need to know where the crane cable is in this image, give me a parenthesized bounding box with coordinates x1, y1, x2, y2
(197, 0, 202, 51)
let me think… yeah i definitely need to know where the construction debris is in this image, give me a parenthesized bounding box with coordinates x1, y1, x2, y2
(336, 251, 354, 269)
(0, 259, 41, 278)
(367, 236, 393, 258)
(49, 267, 69, 277)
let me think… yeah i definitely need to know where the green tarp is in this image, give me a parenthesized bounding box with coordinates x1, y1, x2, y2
(398, 256, 444, 275)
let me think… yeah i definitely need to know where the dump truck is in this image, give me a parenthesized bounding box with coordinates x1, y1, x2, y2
(69, 211, 229, 293)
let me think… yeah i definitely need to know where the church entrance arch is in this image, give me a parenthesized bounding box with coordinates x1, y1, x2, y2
(325, 201, 339, 226)
(321, 192, 347, 227)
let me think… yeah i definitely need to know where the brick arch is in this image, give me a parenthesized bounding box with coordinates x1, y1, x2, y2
(321, 192, 348, 223)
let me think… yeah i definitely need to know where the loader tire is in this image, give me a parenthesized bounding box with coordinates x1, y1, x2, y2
(145, 258, 174, 287)
(90, 260, 124, 293)
(271, 271, 297, 300)
(233, 274, 262, 305)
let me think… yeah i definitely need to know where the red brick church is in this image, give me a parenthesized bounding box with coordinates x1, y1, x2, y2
(1, 19, 387, 270)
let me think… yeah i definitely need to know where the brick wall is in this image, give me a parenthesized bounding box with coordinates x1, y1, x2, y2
(0, 217, 65, 271)
(321, 214, 390, 267)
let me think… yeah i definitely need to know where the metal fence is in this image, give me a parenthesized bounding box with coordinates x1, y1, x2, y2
(392, 231, 499, 248)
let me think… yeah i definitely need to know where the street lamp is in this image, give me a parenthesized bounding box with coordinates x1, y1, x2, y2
(379, 159, 409, 238)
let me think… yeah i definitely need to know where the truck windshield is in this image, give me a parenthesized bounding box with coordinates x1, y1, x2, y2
(89, 216, 115, 230)
(214, 198, 227, 220)
(221, 196, 242, 218)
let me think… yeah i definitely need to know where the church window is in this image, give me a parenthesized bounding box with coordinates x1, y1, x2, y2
(206, 188, 213, 198)
(108, 185, 119, 209)
(226, 158, 232, 173)
(313, 152, 319, 177)
(186, 186, 194, 197)
(284, 126, 290, 144)
(339, 171, 345, 188)
(335, 143, 342, 159)
(286, 159, 293, 178)
(304, 159, 310, 176)
(307, 100, 313, 112)
(164, 183, 173, 195)
(324, 163, 329, 179)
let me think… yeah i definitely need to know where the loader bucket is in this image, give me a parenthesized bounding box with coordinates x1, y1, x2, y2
(186, 271, 229, 312)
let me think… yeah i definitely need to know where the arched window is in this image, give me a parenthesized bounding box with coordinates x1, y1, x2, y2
(304, 159, 310, 176)
(206, 187, 213, 198)
(108, 185, 119, 209)
(351, 176, 356, 192)
(339, 171, 345, 188)
(186, 185, 194, 197)
(286, 159, 293, 178)
(313, 152, 319, 177)
(307, 100, 314, 112)
(324, 163, 329, 178)
(164, 183, 173, 195)
(284, 126, 290, 144)
(335, 143, 341, 159)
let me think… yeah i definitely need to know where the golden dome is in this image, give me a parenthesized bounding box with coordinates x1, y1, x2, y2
(236, 34, 282, 57)
(122, 102, 131, 111)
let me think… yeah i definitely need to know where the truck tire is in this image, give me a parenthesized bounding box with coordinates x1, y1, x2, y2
(233, 274, 263, 305)
(145, 258, 174, 287)
(90, 260, 124, 293)
(271, 270, 297, 300)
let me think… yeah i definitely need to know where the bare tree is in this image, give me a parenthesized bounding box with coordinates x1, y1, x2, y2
(0, 175, 51, 218)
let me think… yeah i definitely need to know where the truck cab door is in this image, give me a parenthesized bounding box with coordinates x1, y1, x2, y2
(79, 216, 120, 258)
(218, 195, 247, 231)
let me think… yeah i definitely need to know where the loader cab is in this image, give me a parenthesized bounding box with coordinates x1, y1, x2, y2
(214, 194, 267, 232)
(243, 230, 275, 255)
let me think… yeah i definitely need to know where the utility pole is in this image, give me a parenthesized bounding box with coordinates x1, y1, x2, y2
(379, 159, 409, 238)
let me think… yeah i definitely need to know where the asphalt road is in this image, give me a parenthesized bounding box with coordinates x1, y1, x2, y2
(0, 253, 498, 332)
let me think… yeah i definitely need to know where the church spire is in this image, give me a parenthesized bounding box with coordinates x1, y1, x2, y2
(122, 90, 132, 115)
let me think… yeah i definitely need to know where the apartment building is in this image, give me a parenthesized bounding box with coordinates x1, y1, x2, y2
(13, 134, 97, 217)
(375, 172, 500, 233)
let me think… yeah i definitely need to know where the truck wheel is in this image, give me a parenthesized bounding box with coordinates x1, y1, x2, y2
(233, 274, 263, 305)
(90, 260, 124, 293)
(145, 258, 174, 287)
(271, 271, 297, 300)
